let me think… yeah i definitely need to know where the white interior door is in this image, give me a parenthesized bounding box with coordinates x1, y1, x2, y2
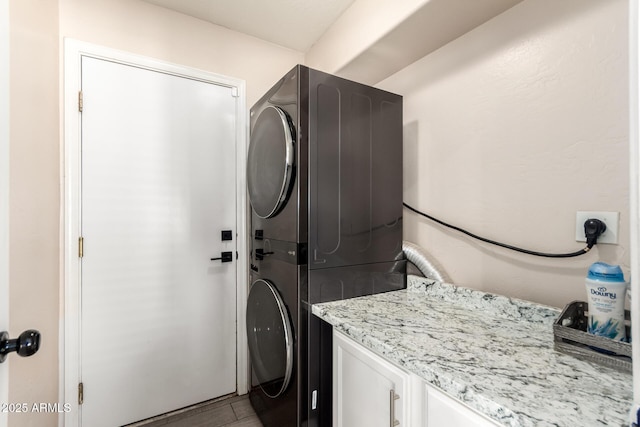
(80, 56, 238, 427)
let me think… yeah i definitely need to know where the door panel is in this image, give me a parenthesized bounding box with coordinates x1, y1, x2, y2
(80, 57, 237, 426)
(308, 72, 403, 269)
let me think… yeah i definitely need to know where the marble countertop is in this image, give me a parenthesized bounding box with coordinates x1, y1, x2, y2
(312, 276, 633, 427)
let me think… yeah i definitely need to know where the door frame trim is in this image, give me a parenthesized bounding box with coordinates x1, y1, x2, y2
(62, 39, 248, 427)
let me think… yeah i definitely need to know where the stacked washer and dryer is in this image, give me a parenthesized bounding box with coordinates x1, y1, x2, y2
(245, 65, 406, 427)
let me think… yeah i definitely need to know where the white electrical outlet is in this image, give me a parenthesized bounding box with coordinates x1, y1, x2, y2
(575, 211, 619, 244)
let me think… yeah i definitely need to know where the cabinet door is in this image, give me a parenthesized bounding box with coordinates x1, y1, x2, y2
(426, 384, 500, 427)
(333, 331, 410, 427)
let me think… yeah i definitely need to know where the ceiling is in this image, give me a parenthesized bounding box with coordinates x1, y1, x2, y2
(143, 0, 356, 52)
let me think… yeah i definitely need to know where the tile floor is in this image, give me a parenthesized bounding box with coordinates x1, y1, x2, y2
(125, 394, 264, 427)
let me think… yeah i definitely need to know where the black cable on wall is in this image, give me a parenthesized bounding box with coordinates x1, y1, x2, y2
(403, 202, 594, 258)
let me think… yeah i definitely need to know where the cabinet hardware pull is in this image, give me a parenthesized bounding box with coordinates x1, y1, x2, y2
(390, 389, 400, 427)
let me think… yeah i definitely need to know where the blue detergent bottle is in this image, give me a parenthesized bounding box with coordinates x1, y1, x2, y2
(585, 262, 628, 342)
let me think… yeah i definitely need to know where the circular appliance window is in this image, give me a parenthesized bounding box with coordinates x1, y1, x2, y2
(246, 279, 294, 398)
(247, 106, 295, 218)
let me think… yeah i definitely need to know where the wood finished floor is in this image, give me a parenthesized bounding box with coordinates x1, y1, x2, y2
(125, 394, 264, 427)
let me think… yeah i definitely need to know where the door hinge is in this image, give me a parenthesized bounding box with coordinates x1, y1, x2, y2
(78, 237, 84, 258)
(231, 87, 239, 98)
(78, 91, 83, 112)
(78, 382, 84, 405)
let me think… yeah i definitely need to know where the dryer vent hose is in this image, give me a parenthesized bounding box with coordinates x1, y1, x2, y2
(402, 241, 450, 283)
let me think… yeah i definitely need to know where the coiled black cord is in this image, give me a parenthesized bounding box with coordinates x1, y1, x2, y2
(403, 202, 592, 258)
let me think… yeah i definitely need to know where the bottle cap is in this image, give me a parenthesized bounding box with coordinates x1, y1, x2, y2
(587, 262, 625, 282)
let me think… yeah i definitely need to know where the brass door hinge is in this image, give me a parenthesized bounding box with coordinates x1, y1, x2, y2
(78, 237, 84, 258)
(78, 382, 84, 405)
(78, 91, 83, 112)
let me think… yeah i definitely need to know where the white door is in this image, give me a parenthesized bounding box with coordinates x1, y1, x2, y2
(79, 56, 237, 427)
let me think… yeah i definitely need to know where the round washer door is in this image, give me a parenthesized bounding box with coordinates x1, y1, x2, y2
(247, 106, 295, 218)
(246, 278, 294, 398)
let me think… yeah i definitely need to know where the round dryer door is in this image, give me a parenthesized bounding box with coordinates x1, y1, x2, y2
(247, 106, 295, 218)
(246, 278, 294, 398)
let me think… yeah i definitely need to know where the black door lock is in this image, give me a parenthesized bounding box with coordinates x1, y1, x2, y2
(0, 329, 41, 363)
(211, 251, 233, 263)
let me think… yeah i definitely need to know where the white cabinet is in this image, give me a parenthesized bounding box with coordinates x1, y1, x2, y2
(424, 384, 500, 427)
(333, 330, 500, 427)
(333, 330, 410, 427)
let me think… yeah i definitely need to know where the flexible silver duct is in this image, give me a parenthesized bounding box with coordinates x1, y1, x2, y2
(403, 241, 450, 283)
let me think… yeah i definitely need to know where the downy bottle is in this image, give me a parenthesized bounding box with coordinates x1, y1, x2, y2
(585, 262, 628, 342)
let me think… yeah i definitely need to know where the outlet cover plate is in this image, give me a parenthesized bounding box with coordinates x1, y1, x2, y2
(575, 211, 619, 244)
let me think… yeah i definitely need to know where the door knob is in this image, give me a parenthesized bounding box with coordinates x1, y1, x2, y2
(0, 329, 41, 363)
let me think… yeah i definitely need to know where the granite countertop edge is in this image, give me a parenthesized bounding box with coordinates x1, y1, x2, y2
(311, 275, 633, 427)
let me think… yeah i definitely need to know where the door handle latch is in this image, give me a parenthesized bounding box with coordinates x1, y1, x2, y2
(255, 249, 274, 260)
(210, 251, 233, 263)
(0, 329, 41, 363)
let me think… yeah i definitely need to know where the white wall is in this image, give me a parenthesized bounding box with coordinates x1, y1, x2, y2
(8, 1, 60, 426)
(629, 0, 640, 413)
(306, 0, 524, 85)
(59, 0, 304, 107)
(0, 0, 10, 424)
(305, 0, 428, 74)
(378, 0, 629, 308)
